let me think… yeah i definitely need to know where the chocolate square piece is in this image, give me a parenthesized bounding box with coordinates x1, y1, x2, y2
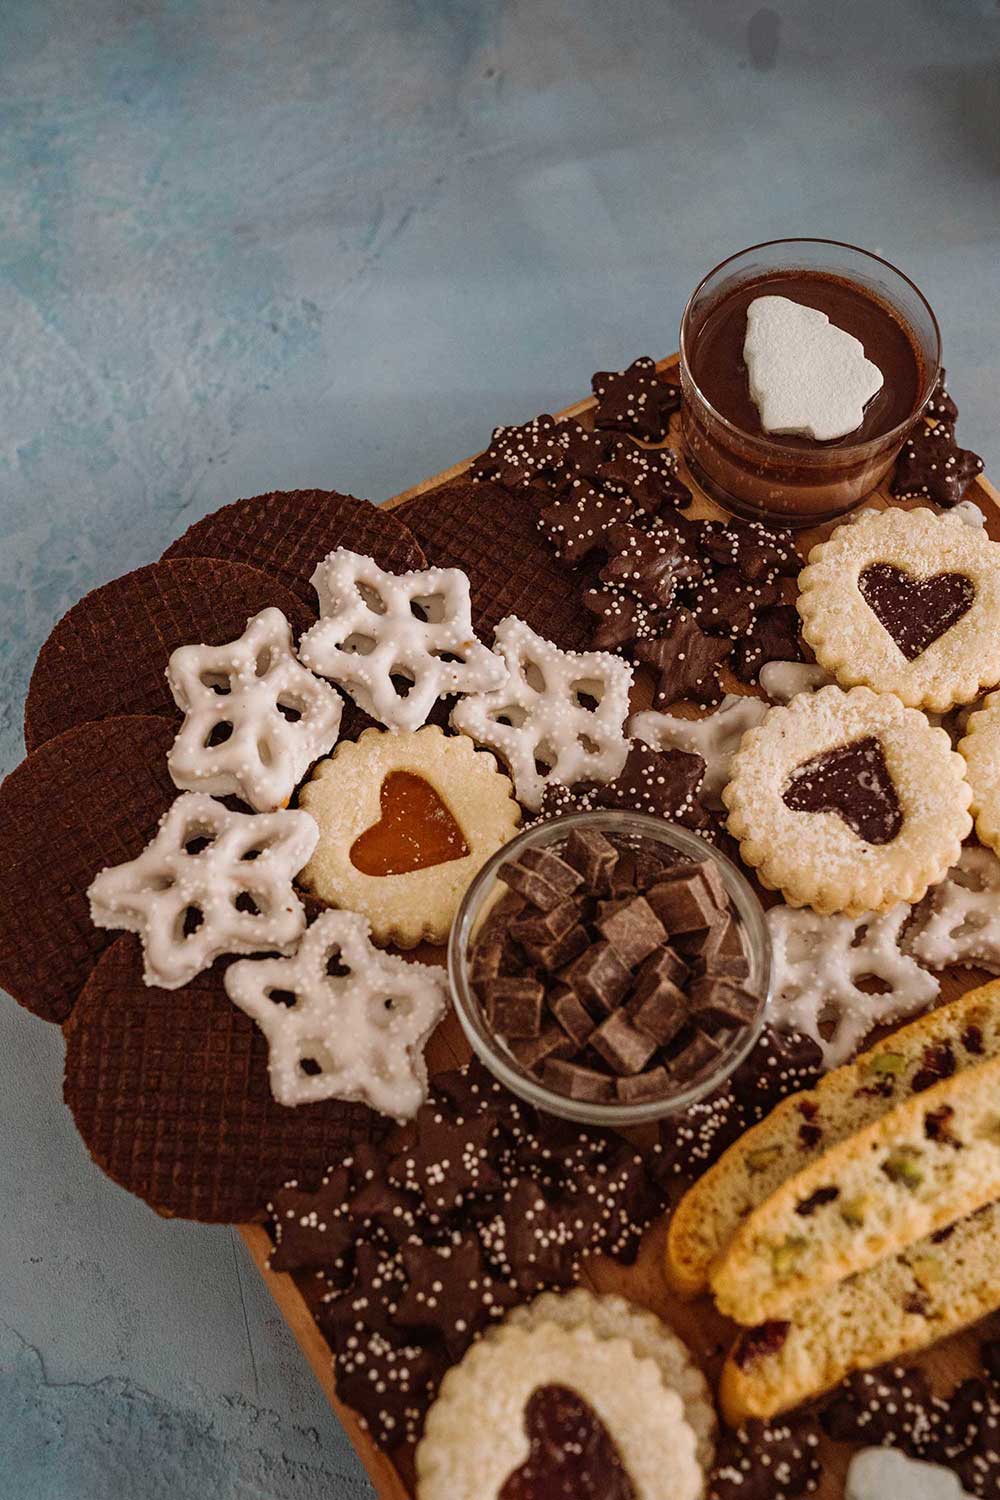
(562, 941, 632, 1015)
(646, 869, 719, 934)
(499, 847, 583, 911)
(702, 916, 749, 979)
(670, 1027, 723, 1080)
(629, 973, 688, 1047)
(481, 977, 545, 1039)
(616, 1068, 671, 1104)
(688, 976, 758, 1029)
(508, 1025, 575, 1070)
(635, 945, 689, 991)
(591, 1011, 659, 1075)
(521, 923, 589, 972)
(562, 828, 618, 894)
(611, 849, 638, 892)
(549, 987, 596, 1049)
(541, 1057, 616, 1103)
(597, 895, 667, 968)
(510, 899, 581, 946)
(470, 925, 507, 983)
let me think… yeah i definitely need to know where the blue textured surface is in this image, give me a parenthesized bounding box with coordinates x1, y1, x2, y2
(2, 2, 999, 1495)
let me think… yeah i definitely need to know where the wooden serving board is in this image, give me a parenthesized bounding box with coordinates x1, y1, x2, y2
(241, 358, 1000, 1500)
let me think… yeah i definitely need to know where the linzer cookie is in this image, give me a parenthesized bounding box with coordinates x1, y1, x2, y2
(415, 1321, 703, 1500)
(24, 558, 314, 753)
(298, 726, 519, 947)
(162, 488, 426, 606)
(396, 479, 599, 650)
(723, 686, 971, 915)
(64, 934, 384, 1221)
(957, 694, 1000, 855)
(0, 715, 177, 1023)
(796, 508, 1000, 712)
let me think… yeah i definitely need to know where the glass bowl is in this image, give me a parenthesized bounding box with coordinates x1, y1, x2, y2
(447, 810, 772, 1127)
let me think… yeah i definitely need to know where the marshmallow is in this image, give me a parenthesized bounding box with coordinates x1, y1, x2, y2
(744, 295, 883, 442)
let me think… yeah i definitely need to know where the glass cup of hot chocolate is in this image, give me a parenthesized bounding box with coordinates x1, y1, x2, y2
(678, 239, 941, 526)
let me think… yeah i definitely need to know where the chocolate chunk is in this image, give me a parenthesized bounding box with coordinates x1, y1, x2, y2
(510, 898, 581, 946)
(482, 977, 545, 1039)
(635, 944, 690, 991)
(597, 895, 667, 968)
(499, 847, 583, 911)
(702, 916, 750, 979)
(508, 1024, 575, 1071)
(731, 603, 808, 684)
(590, 1011, 659, 1075)
(525, 924, 591, 972)
(562, 828, 619, 894)
(646, 869, 720, 934)
(591, 356, 681, 443)
(688, 976, 758, 1029)
(859, 563, 975, 661)
(669, 1027, 724, 1080)
(541, 1056, 618, 1101)
(892, 421, 984, 507)
(628, 972, 688, 1046)
(562, 941, 632, 1014)
(636, 609, 730, 707)
(783, 734, 903, 845)
(549, 988, 596, 1049)
(615, 1068, 671, 1104)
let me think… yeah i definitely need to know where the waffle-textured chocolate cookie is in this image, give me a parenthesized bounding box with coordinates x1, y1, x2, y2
(24, 559, 314, 753)
(0, 715, 177, 1024)
(64, 934, 384, 1222)
(162, 489, 425, 606)
(396, 478, 598, 649)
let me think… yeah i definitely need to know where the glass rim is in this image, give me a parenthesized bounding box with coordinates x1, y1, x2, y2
(447, 809, 773, 1128)
(678, 237, 942, 462)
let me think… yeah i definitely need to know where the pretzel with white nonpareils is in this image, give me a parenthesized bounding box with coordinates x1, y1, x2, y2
(450, 615, 633, 811)
(166, 607, 343, 812)
(767, 903, 940, 1069)
(224, 910, 447, 1116)
(905, 843, 1000, 973)
(630, 695, 769, 808)
(88, 792, 318, 989)
(298, 550, 506, 731)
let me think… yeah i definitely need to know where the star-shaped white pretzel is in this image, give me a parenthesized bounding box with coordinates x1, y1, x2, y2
(298, 550, 506, 731)
(767, 903, 940, 1069)
(905, 843, 1000, 973)
(223, 910, 447, 1116)
(450, 615, 633, 811)
(88, 792, 318, 989)
(167, 608, 343, 812)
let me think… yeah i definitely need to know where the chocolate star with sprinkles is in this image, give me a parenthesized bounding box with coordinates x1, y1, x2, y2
(600, 521, 704, 609)
(708, 1413, 822, 1500)
(480, 1177, 601, 1292)
(554, 417, 610, 478)
(891, 421, 984, 507)
(591, 357, 682, 442)
(821, 1363, 943, 1456)
(596, 439, 692, 514)
(387, 1107, 501, 1213)
(334, 1326, 449, 1450)
(730, 603, 808, 684)
(689, 566, 780, 639)
(321, 1241, 409, 1341)
(636, 608, 730, 707)
(701, 519, 799, 583)
(533, 742, 708, 832)
(269, 1166, 354, 1274)
(583, 586, 662, 651)
(538, 483, 635, 565)
(396, 1233, 517, 1355)
(473, 413, 567, 490)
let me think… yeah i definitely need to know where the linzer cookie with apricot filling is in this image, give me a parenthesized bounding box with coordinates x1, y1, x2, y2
(796, 508, 1000, 712)
(723, 685, 971, 916)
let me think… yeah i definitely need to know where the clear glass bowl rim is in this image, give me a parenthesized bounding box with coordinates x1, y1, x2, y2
(678, 236, 942, 461)
(447, 810, 773, 1128)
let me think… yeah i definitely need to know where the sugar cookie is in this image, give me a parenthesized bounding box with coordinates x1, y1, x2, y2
(796, 507, 1000, 712)
(298, 726, 520, 948)
(722, 685, 971, 915)
(957, 692, 1000, 853)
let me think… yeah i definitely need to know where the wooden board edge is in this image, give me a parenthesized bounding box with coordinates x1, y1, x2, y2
(238, 1224, 412, 1500)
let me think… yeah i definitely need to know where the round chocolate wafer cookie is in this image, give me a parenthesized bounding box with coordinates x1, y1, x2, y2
(162, 489, 426, 607)
(396, 478, 598, 649)
(64, 935, 386, 1221)
(0, 716, 176, 1024)
(25, 559, 314, 753)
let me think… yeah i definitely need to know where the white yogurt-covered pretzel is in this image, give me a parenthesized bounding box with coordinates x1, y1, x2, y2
(298, 550, 506, 731)
(630, 695, 768, 807)
(767, 902, 940, 1068)
(224, 910, 447, 1116)
(451, 616, 633, 811)
(88, 792, 317, 989)
(906, 843, 1000, 973)
(166, 607, 342, 812)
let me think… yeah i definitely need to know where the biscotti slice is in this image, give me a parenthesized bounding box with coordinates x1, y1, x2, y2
(719, 1197, 1000, 1423)
(711, 1052, 1000, 1324)
(665, 983, 1000, 1298)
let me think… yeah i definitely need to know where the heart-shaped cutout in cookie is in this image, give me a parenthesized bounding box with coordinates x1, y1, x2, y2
(349, 771, 469, 876)
(783, 735, 903, 845)
(858, 563, 975, 661)
(499, 1384, 636, 1500)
